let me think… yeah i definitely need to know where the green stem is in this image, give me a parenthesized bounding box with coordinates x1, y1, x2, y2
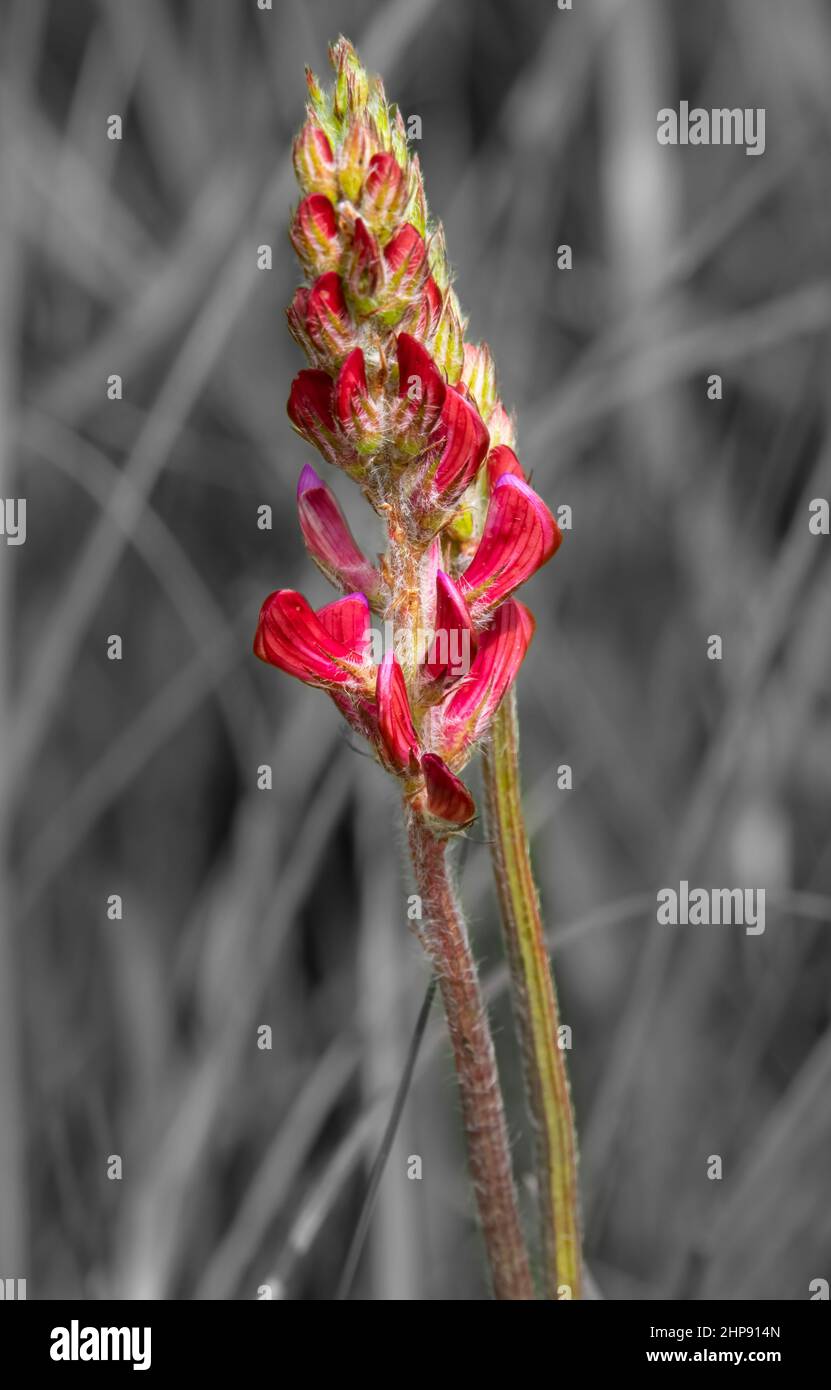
(482, 688, 583, 1299)
(408, 811, 535, 1300)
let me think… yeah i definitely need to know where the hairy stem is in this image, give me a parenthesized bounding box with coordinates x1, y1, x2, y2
(407, 812, 535, 1300)
(482, 689, 583, 1299)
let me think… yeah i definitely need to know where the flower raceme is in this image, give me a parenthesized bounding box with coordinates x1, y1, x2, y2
(254, 38, 563, 832)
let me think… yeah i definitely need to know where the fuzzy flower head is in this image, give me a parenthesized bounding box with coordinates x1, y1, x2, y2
(255, 38, 563, 835)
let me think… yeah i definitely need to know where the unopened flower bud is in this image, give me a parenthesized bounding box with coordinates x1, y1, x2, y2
(342, 217, 382, 314)
(462, 343, 497, 422)
(338, 121, 373, 204)
(431, 287, 465, 384)
(404, 156, 427, 237)
(361, 152, 408, 240)
(292, 123, 338, 200)
(287, 368, 339, 463)
(378, 224, 428, 325)
(330, 37, 369, 121)
(335, 348, 384, 453)
(305, 272, 353, 362)
(289, 194, 340, 276)
(486, 406, 517, 451)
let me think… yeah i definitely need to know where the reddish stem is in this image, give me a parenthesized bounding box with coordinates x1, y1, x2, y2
(408, 811, 535, 1300)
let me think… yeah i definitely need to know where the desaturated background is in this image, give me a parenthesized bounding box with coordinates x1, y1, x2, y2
(0, 0, 829, 1302)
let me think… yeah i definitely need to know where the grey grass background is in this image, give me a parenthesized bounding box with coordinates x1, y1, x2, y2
(1, 0, 830, 1300)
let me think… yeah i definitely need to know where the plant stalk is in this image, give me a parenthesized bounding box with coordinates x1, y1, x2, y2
(407, 812, 535, 1300)
(482, 688, 583, 1299)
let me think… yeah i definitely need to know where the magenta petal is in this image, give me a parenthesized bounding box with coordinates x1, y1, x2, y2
(432, 386, 490, 505)
(297, 464, 380, 598)
(422, 753, 476, 827)
(423, 571, 477, 682)
(376, 651, 421, 773)
(460, 475, 561, 614)
(440, 600, 535, 756)
(316, 593, 371, 659)
(254, 589, 357, 686)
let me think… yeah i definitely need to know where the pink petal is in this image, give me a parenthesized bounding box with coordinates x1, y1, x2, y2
(440, 600, 535, 756)
(487, 444, 525, 487)
(297, 464, 379, 598)
(460, 475, 561, 614)
(423, 571, 477, 682)
(422, 753, 476, 827)
(316, 593, 371, 657)
(254, 590, 358, 686)
(376, 651, 421, 773)
(431, 386, 490, 505)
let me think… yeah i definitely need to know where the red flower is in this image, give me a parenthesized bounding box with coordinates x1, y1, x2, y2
(428, 386, 490, 509)
(461, 475, 561, 616)
(254, 590, 369, 687)
(423, 571, 477, 682)
(439, 600, 535, 760)
(297, 464, 380, 600)
(376, 651, 421, 773)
